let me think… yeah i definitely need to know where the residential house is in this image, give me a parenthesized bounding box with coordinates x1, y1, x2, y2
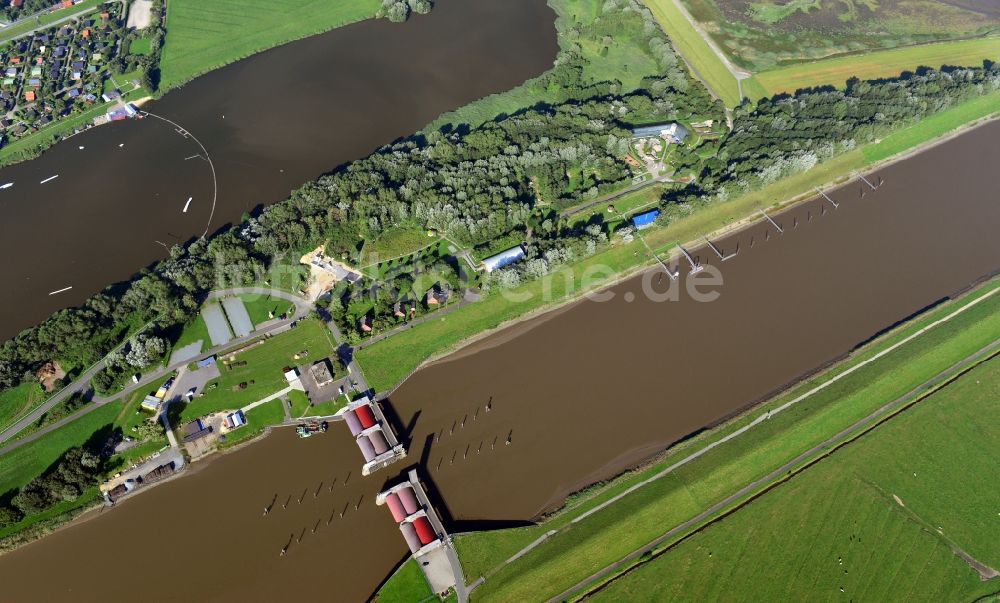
(23, 90, 35, 102)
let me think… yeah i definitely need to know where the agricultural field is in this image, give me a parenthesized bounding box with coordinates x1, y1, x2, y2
(678, 0, 999, 71)
(587, 354, 1000, 601)
(158, 0, 380, 89)
(752, 36, 1000, 96)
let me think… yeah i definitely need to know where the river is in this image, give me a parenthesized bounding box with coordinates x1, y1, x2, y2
(0, 0, 559, 342)
(0, 119, 997, 601)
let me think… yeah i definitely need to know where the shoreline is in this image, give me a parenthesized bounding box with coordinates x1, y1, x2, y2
(1, 97, 997, 560)
(377, 109, 1000, 400)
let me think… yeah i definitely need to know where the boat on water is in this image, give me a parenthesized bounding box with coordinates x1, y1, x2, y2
(296, 420, 328, 439)
(0, 183, 12, 189)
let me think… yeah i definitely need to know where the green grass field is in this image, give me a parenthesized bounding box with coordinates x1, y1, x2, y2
(158, 0, 380, 90)
(180, 318, 335, 422)
(377, 558, 434, 603)
(0, 383, 46, 435)
(752, 36, 1000, 98)
(220, 398, 285, 447)
(129, 37, 153, 56)
(0, 402, 122, 499)
(171, 314, 209, 357)
(588, 354, 1000, 601)
(641, 0, 742, 107)
(457, 278, 1000, 602)
(864, 91, 1000, 163)
(363, 226, 437, 264)
(238, 293, 294, 327)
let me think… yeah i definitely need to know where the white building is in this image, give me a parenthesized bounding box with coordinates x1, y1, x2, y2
(481, 245, 526, 272)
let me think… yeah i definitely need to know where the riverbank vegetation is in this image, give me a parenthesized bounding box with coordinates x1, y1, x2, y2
(432, 278, 1000, 601)
(586, 350, 1000, 601)
(157, 0, 380, 90)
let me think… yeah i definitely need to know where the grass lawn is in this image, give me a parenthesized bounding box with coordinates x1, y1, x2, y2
(129, 37, 152, 56)
(641, 0, 741, 107)
(460, 278, 1000, 602)
(304, 395, 348, 418)
(363, 226, 437, 265)
(238, 293, 294, 327)
(287, 389, 310, 419)
(0, 382, 47, 434)
(588, 355, 1000, 601)
(752, 36, 1000, 98)
(863, 91, 1000, 164)
(377, 558, 434, 603)
(180, 318, 335, 422)
(0, 401, 122, 498)
(171, 314, 209, 357)
(220, 398, 285, 447)
(158, 0, 380, 90)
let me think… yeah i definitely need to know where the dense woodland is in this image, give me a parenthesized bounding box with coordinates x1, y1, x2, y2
(0, 0, 998, 392)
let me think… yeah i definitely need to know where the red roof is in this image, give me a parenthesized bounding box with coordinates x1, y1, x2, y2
(412, 516, 435, 545)
(24, 91, 34, 102)
(355, 405, 376, 430)
(61, 0, 73, 8)
(81, 29, 89, 38)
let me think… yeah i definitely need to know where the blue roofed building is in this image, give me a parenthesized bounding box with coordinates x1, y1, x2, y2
(631, 209, 660, 230)
(481, 244, 526, 272)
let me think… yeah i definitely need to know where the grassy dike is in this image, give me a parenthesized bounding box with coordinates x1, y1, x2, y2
(371, 92, 1000, 600)
(375, 274, 1000, 600)
(456, 277, 1000, 602)
(585, 353, 1000, 602)
(356, 91, 1000, 394)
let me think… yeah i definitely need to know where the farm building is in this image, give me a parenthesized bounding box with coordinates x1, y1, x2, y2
(631, 122, 688, 144)
(631, 209, 661, 230)
(481, 245, 526, 272)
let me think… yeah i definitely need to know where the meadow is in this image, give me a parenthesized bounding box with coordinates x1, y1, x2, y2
(158, 0, 380, 90)
(587, 354, 1000, 601)
(752, 36, 1000, 97)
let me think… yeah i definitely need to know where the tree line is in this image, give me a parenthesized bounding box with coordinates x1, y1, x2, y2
(0, 2, 996, 399)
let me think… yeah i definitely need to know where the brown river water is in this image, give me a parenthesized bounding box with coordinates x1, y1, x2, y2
(0, 0, 558, 342)
(0, 121, 998, 602)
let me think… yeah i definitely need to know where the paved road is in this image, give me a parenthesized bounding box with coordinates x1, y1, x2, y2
(0, 288, 312, 455)
(560, 177, 666, 219)
(544, 337, 1000, 602)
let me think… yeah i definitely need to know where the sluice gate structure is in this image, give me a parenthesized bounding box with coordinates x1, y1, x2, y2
(377, 469, 461, 598)
(340, 396, 406, 475)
